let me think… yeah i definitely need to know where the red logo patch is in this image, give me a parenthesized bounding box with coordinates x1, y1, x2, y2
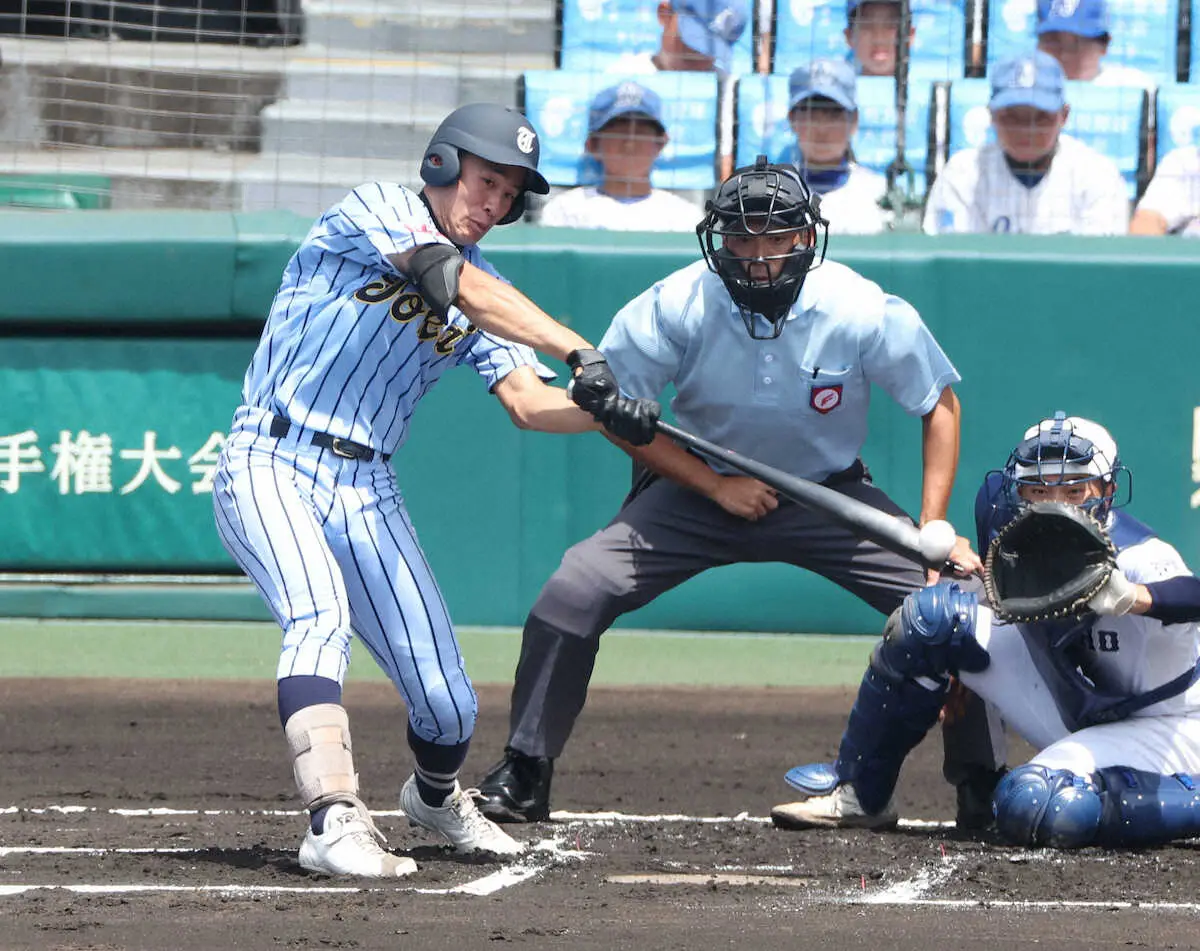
(810, 384, 843, 414)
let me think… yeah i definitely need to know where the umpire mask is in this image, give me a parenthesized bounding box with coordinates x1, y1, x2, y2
(698, 155, 828, 339)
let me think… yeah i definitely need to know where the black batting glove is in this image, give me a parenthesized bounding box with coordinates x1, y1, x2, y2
(597, 395, 661, 446)
(566, 348, 618, 415)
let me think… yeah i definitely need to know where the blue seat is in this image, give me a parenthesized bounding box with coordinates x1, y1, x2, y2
(735, 74, 932, 194)
(559, 0, 755, 74)
(1156, 83, 1200, 155)
(772, 0, 966, 79)
(945, 78, 1148, 197)
(987, 0, 1179, 82)
(521, 70, 721, 189)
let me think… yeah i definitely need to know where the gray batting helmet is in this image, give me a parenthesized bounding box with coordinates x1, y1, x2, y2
(420, 103, 550, 225)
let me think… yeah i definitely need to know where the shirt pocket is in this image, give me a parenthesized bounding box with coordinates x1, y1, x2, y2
(793, 364, 855, 415)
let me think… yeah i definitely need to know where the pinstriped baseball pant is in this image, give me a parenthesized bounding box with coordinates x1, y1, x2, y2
(212, 405, 477, 745)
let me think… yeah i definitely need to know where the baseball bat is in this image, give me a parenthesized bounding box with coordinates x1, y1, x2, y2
(655, 419, 955, 569)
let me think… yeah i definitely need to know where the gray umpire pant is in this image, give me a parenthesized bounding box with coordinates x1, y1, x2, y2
(507, 465, 998, 774)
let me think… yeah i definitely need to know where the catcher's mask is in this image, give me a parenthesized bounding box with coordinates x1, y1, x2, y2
(697, 155, 828, 339)
(999, 411, 1130, 522)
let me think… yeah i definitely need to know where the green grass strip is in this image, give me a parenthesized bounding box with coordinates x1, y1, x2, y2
(0, 620, 874, 687)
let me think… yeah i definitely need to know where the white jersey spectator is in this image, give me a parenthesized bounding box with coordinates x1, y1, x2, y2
(538, 81, 703, 232)
(1036, 0, 1155, 90)
(924, 51, 1128, 235)
(786, 59, 889, 235)
(606, 0, 748, 75)
(1130, 146, 1200, 237)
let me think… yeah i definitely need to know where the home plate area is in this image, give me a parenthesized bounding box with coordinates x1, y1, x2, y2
(3, 679, 1200, 949)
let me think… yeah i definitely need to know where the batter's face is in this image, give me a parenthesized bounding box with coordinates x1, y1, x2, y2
(1018, 476, 1106, 507)
(1038, 31, 1108, 81)
(723, 229, 810, 282)
(430, 153, 525, 244)
(844, 3, 913, 77)
(789, 98, 857, 167)
(587, 116, 667, 184)
(992, 105, 1068, 164)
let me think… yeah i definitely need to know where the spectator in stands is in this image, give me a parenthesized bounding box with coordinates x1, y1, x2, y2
(1035, 0, 1154, 88)
(786, 59, 888, 234)
(923, 51, 1128, 235)
(1130, 146, 1200, 237)
(845, 0, 913, 77)
(608, 0, 749, 74)
(538, 82, 702, 232)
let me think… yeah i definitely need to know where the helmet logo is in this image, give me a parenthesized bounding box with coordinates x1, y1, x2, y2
(516, 127, 537, 154)
(810, 384, 842, 415)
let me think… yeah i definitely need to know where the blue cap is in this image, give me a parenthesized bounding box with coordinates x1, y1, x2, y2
(587, 82, 666, 135)
(990, 51, 1066, 112)
(847, 0, 900, 19)
(670, 0, 749, 73)
(1037, 0, 1110, 38)
(788, 59, 857, 112)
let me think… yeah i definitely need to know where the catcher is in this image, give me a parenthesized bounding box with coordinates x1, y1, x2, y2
(773, 412, 1200, 848)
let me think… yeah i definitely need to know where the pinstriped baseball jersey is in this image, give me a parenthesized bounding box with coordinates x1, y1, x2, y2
(242, 182, 553, 454)
(922, 135, 1129, 235)
(214, 181, 552, 745)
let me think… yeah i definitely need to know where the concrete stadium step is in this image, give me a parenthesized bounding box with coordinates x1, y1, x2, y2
(0, 147, 423, 213)
(302, 0, 557, 57)
(282, 51, 550, 106)
(260, 98, 454, 158)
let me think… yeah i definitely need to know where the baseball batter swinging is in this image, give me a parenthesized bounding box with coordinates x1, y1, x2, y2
(211, 103, 659, 878)
(473, 155, 988, 824)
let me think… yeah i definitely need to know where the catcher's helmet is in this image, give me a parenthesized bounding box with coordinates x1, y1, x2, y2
(697, 155, 827, 339)
(420, 103, 550, 225)
(1000, 411, 1129, 521)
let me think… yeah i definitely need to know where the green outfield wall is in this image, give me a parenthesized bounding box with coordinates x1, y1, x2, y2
(2, 210, 1198, 633)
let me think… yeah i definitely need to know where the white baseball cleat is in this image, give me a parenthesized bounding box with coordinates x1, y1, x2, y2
(400, 775, 525, 856)
(770, 784, 899, 831)
(298, 802, 418, 877)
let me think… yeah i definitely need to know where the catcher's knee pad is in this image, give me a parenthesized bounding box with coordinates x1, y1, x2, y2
(993, 764, 1102, 848)
(833, 661, 947, 815)
(284, 703, 364, 813)
(1091, 767, 1200, 846)
(877, 583, 988, 682)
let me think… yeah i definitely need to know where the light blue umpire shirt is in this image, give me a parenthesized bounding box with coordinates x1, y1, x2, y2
(597, 259, 960, 483)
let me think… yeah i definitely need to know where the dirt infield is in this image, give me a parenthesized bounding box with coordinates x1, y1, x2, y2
(3, 677, 1200, 950)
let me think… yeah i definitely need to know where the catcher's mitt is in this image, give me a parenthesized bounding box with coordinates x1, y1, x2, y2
(983, 501, 1116, 623)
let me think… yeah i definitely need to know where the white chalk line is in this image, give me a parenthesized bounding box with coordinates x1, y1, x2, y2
(0, 835, 587, 899)
(0, 804, 952, 829)
(9, 804, 1189, 912)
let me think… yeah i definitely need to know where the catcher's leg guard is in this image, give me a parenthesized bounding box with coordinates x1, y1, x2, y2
(995, 764, 1200, 849)
(785, 584, 986, 815)
(993, 765, 1102, 848)
(1095, 767, 1200, 846)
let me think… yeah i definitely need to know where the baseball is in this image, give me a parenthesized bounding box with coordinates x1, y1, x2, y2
(918, 519, 957, 564)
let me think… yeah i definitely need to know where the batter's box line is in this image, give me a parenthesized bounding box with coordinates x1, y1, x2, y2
(0, 804, 954, 829)
(0, 835, 590, 899)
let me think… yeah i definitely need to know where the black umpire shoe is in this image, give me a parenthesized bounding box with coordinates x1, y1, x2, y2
(955, 766, 1008, 831)
(473, 747, 554, 823)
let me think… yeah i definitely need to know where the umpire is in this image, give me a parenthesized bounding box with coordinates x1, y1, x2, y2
(475, 157, 998, 824)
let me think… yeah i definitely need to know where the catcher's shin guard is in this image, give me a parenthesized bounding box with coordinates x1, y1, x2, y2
(994, 765, 1200, 848)
(831, 655, 948, 814)
(825, 585, 987, 815)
